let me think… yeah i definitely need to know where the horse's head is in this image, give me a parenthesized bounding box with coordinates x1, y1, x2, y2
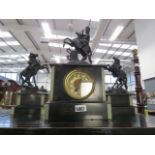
(63, 38, 72, 48)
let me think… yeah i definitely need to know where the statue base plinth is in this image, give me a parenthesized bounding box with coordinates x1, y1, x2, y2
(107, 88, 128, 95)
(107, 90, 135, 119)
(14, 89, 46, 121)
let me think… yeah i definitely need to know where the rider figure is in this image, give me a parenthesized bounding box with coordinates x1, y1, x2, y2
(63, 25, 92, 64)
(75, 26, 90, 49)
(81, 26, 90, 46)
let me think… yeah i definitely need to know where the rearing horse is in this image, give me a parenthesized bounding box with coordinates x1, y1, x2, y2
(63, 37, 92, 64)
(20, 63, 48, 88)
(112, 69, 128, 90)
(103, 64, 128, 91)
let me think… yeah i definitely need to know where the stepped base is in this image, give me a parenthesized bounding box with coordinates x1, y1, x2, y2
(48, 102, 108, 122)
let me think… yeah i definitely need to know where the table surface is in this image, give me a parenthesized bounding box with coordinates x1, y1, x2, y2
(0, 108, 155, 134)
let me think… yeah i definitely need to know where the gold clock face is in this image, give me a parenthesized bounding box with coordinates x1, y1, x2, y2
(64, 69, 95, 100)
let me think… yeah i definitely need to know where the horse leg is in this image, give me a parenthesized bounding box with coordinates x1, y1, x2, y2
(116, 82, 120, 89)
(88, 54, 92, 64)
(112, 79, 118, 89)
(125, 84, 128, 90)
(80, 51, 87, 61)
(115, 79, 120, 89)
(25, 77, 31, 87)
(119, 81, 122, 89)
(118, 78, 123, 88)
(20, 74, 26, 86)
(124, 79, 128, 90)
(22, 78, 26, 86)
(19, 73, 23, 83)
(125, 80, 128, 90)
(87, 48, 92, 64)
(121, 79, 126, 90)
(33, 76, 37, 88)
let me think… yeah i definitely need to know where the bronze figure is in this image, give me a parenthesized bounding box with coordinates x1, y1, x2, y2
(103, 57, 128, 91)
(63, 26, 92, 64)
(20, 53, 48, 88)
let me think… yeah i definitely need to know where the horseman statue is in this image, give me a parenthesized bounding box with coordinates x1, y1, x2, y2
(63, 24, 92, 64)
(20, 53, 48, 88)
(103, 57, 128, 91)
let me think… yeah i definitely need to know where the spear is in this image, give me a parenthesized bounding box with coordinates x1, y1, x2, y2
(88, 19, 91, 27)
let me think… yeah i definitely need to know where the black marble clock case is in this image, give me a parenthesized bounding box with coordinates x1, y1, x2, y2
(53, 65, 104, 102)
(48, 64, 108, 122)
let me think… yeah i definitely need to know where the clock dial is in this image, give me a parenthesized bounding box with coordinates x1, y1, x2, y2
(64, 69, 95, 99)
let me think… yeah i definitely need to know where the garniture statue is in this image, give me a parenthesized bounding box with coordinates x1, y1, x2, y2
(103, 57, 128, 92)
(63, 25, 92, 64)
(20, 53, 48, 89)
